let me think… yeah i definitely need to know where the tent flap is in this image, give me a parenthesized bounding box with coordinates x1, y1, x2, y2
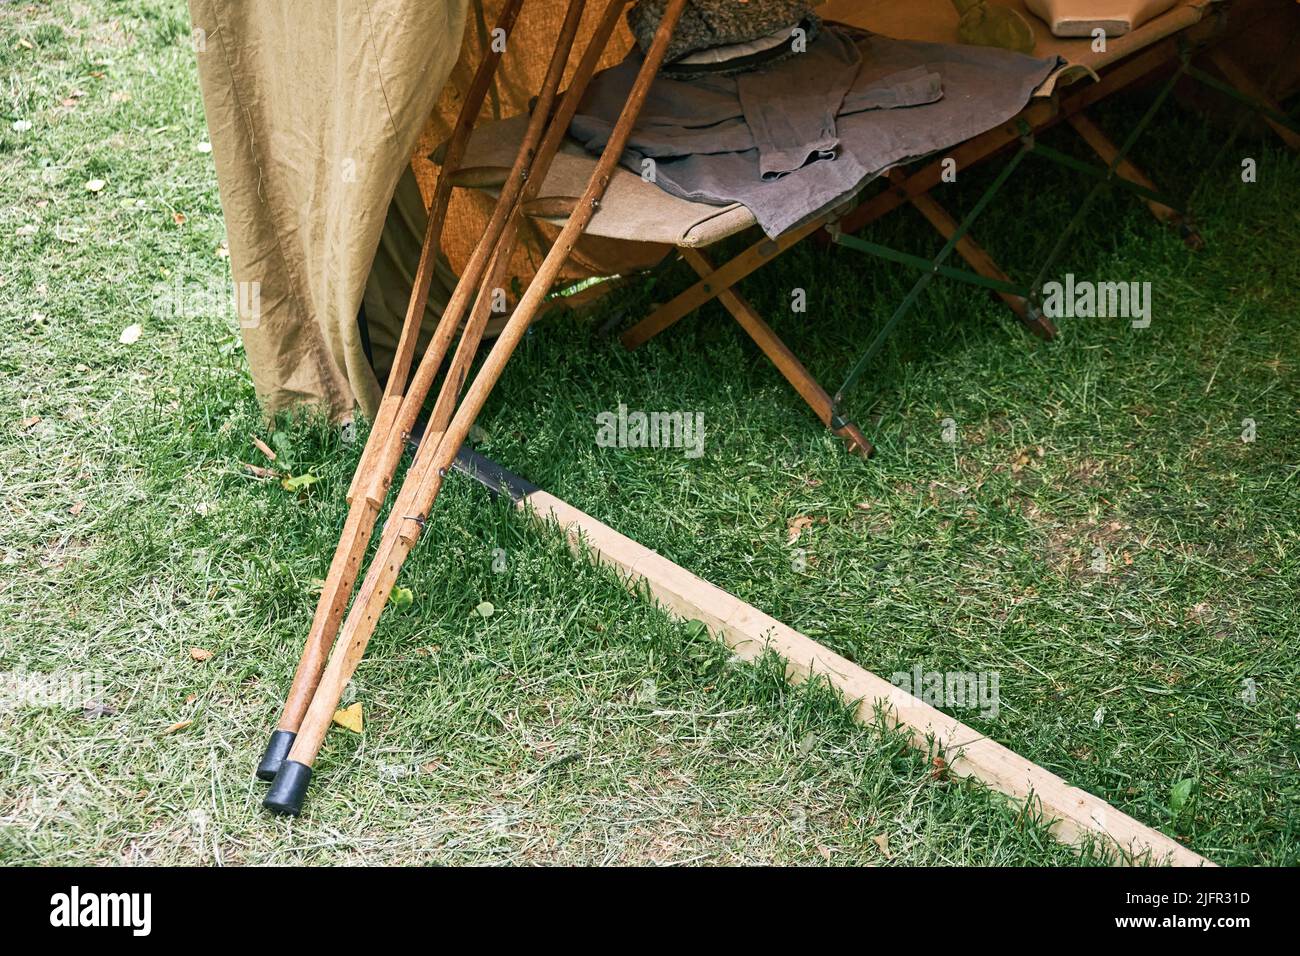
(190, 0, 468, 420)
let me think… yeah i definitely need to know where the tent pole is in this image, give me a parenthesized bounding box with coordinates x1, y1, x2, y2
(265, 0, 690, 816)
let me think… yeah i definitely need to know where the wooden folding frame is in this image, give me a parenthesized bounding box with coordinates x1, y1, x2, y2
(617, 10, 1268, 457)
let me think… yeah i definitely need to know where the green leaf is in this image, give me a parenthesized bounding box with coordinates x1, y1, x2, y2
(1169, 778, 1195, 815)
(391, 586, 414, 608)
(280, 472, 318, 492)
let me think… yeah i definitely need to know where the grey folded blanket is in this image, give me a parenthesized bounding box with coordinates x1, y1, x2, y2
(571, 27, 1059, 238)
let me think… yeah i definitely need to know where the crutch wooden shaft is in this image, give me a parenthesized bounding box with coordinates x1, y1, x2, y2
(389, 0, 526, 395)
(421, 0, 631, 450)
(380, 0, 629, 482)
(429, 225, 518, 434)
(344, 0, 526, 513)
(390, 0, 588, 447)
(262, 0, 607, 808)
(279, 0, 596, 744)
(272, 0, 688, 805)
(400, 0, 671, 525)
(346, 0, 591, 555)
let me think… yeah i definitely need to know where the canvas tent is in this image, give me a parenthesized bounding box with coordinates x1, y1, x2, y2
(190, 0, 656, 421)
(190, 0, 1289, 423)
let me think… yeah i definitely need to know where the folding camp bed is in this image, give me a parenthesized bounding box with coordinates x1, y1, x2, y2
(452, 0, 1296, 457)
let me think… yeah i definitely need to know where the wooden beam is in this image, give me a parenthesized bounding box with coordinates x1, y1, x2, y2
(453, 451, 1215, 867)
(680, 248, 873, 457)
(620, 218, 822, 350)
(1206, 49, 1300, 153)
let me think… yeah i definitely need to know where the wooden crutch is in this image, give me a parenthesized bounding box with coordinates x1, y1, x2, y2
(258, 0, 613, 784)
(264, 0, 689, 815)
(256, 0, 532, 781)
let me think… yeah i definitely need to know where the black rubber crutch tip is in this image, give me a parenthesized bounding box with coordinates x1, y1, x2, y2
(263, 760, 312, 816)
(255, 729, 297, 781)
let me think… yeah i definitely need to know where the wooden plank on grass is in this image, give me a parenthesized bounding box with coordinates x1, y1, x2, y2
(533, 491, 1213, 865)
(450, 450, 1213, 866)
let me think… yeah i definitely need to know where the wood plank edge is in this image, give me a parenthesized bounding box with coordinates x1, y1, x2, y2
(515, 488, 1215, 868)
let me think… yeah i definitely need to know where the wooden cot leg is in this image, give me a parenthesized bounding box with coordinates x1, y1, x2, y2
(620, 218, 825, 350)
(894, 177, 1057, 341)
(680, 248, 873, 458)
(623, 279, 694, 349)
(1065, 112, 1204, 249)
(1206, 49, 1300, 153)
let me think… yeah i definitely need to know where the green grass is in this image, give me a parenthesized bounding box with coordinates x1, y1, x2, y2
(0, 0, 1296, 865)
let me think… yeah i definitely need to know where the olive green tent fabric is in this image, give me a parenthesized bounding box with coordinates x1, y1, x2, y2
(189, 0, 468, 420)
